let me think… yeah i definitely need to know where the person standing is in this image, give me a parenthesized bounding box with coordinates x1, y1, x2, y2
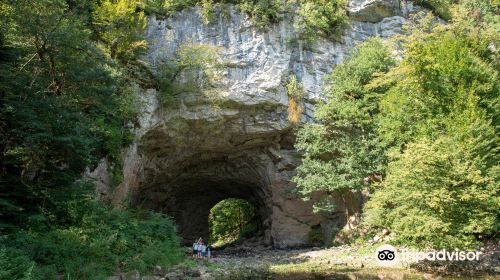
(200, 242, 207, 259)
(197, 238, 203, 259)
(192, 240, 198, 258)
(207, 244, 212, 258)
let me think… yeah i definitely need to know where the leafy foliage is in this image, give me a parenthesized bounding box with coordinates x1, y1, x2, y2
(195, 0, 286, 27)
(0, 0, 139, 230)
(414, 0, 457, 19)
(152, 0, 348, 39)
(363, 136, 499, 249)
(293, 0, 348, 41)
(294, 2, 499, 249)
(292, 38, 394, 214)
(0, 0, 182, 277)
(0, 247, 37, 280)
(237, 0, 285, 28)
(362, 9, 499, 249)
(209, 198, 259, 246)
(93, 0, 148, 61)
(1, 195, 182, 279)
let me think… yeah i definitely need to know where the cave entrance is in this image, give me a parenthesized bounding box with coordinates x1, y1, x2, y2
(208, 198, 261, 247)
(139, 175, 271, 246)
(128, 112, 329, 247)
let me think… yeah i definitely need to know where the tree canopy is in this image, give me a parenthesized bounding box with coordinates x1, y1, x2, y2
(0, 1, 182, 278)
(293, 2, 499, 249)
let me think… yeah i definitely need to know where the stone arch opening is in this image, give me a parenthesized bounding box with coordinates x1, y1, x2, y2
(118, 109, 330, 248)
(130, 149, 274, 245)
(161, 177, 270, 244)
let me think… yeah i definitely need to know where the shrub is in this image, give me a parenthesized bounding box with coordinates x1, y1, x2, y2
(414, 0, 456, 19)
(363, 136, 499, 249)
(143, 0, 348, 39)
(362, 8, 499, 249)
(294, 0, 348, 41)
(2, 202, 183, 279)
(0, 246, 39, 280)
(93, 0, 148, 61)
(292, 38, 394, 215)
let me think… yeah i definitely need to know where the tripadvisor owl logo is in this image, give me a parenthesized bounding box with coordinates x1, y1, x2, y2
(375, 244, 398, 266)
(375, 244, 484, 266)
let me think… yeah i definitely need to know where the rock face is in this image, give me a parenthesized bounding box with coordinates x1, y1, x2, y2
(105, 1, 414, 247)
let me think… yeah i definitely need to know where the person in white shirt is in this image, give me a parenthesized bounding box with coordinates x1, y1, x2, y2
(197, 238, 203, 259)
(201, 244, 207, 258)
(192, 240, 198, 258)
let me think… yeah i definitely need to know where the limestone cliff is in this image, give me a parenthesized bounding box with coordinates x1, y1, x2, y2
(90, 0, 422, 247)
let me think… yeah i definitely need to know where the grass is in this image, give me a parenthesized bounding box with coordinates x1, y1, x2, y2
(356, 244, 378, 254)
(203, 259, 223, 272)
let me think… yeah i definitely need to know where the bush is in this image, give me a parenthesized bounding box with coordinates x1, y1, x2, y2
(142, 0, 348, 39)
(0, 246, 38, 280)
(294, 0, 348, 41)
(93, 0, 148, 61)
(414, 0, 456, 19)
(237, 0, 284, 29)
(1, 203, 183, 279)
(292, 38, 394, 215)
(362, 9, 499, 249)
(363, 136, 499, 249)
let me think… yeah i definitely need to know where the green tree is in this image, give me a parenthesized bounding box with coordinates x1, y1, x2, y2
(93, 0, 148, 61)
(363, 133, 498, 249)
(0, 0, 180, 277)
(292, 38, 394, 220)
(363, 7, 499, 249)
(0, 0, 136, 229)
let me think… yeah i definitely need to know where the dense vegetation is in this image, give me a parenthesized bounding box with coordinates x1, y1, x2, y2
(209, 198, 260, 246)
(0, 202, 182, 279)
(137, 0, 349, 40)
(0, 0, 183, 278)
(293, 1, 499, 250)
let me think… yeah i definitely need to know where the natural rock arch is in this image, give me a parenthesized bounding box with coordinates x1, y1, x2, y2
(110, 105, 336, 247)
(131, 150, 273, 244)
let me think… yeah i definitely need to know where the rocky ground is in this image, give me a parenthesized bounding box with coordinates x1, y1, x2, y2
(113, 241, 499, 280)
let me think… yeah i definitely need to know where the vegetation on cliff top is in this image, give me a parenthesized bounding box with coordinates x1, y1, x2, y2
(140, 0, 349, 40)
